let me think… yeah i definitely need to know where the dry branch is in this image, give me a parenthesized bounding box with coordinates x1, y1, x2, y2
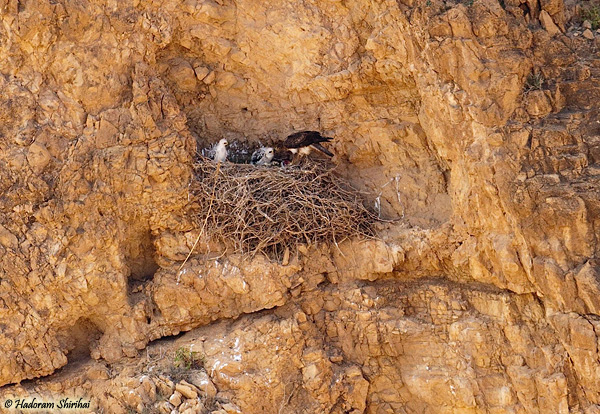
(189, 157, 376, 259)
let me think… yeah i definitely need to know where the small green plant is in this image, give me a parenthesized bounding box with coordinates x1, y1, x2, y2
(173, 346, 204, 370)
(582, 6, 600, 30)
(524, 70, 545, 92)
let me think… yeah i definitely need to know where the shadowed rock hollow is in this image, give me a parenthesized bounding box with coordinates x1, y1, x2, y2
(1, 0, 600, 412)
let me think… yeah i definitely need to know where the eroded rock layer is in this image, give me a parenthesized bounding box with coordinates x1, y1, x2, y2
(1, 0, 600, 412)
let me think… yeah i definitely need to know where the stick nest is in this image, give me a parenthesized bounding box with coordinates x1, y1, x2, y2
(190, 157, 376, 259)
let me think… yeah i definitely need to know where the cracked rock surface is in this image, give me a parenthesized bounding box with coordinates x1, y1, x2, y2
(1, 0, 600, 412)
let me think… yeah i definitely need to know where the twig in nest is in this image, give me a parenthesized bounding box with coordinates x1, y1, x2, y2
(189, 157, 377, 260)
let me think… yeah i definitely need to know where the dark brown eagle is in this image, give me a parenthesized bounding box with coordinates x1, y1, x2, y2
(283, 131, 334, 157)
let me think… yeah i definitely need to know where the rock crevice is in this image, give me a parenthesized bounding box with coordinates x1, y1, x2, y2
(1, 0, 600, 412)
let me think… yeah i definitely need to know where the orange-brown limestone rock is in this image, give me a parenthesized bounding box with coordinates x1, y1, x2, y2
(1, 0, 600, 412)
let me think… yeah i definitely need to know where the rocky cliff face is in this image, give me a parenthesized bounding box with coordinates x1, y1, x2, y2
(1, 0, 600, 412)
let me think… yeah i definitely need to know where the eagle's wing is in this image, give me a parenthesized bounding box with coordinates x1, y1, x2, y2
(250, 148, 264, 165)
(203, 146, 215, 159)
(284, 131, 321, 148)
(311, 142, 334, 157)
